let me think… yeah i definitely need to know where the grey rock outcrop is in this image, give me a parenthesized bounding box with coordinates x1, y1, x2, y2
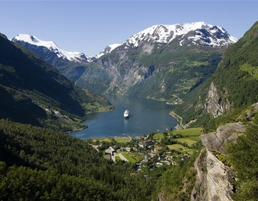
(200, 122, 246, 154)
(204, 82, 230, 118)
(191, 122, 246, 201)
(191, 149, 234, 201)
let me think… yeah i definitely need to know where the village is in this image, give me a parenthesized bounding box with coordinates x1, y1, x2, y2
(87, 127, 202, 171)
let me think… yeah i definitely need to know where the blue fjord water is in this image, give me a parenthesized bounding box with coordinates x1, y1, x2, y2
(70, 95, 177, 139)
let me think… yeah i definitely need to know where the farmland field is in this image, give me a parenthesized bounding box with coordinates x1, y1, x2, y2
(167, 144, 185, 150)
(167, 144, 195, 155)
(121, 152, 143, 163)
(175, 138, 198, 146)
(114, 136, 131, 143)
(174, 127, 202, 137)
(153, 133, 165, 140)
(92, 138, 112, 143)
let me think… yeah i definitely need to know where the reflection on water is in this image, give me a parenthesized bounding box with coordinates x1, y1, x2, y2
(70, 95, 177, 139)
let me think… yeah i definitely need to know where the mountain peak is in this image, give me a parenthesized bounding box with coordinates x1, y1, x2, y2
(96, 43, 121, 58)
(12, 34, 92, 63)
(126, 21, 237, 48)
(14, 34, 58, 49)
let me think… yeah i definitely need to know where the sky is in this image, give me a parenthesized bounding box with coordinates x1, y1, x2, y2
(0, 1, 258, 57)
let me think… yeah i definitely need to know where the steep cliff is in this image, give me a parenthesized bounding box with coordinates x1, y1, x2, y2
(191, 149, 233, 201)
(204, 82, 230, 118)
(191, 122, 246, 201)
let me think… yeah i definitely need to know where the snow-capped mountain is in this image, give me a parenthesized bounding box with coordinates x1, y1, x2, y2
(12, 34, 92, 63)
(96, 44, 121, 58)
(125, 22, 237, 48)
(76, 21, 238, 101)
(12, 21, 238, 101)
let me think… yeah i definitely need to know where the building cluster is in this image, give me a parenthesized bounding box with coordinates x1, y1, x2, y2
(101, 138, 190, 170)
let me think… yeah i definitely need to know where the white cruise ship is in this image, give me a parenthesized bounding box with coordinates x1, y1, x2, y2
(124, 110, 129, 118)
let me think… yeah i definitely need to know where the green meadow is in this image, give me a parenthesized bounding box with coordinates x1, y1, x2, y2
(92, 136, 131, 143)
(153, 127, 202, 143)
(121, 152, 143, 163)
(174, 127, 202, 137)
(175, 138, 197, 146)
(152, 133, 165, 140)
(167, 144, 195, 155)
(167, 144, 185, 150)
(154, 127, 202, 155)
(114, 136, 131, 143)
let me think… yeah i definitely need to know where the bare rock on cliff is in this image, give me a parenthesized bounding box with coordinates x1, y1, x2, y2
(200, 122, 246, 154)
(191, 149, 234, 201)
(204, 82, 230, 118)
(192, 122, 246, 200)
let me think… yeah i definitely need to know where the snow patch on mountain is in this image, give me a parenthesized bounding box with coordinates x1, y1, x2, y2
(126, 22, 237, 48)
(12, 34, 92, 63)
(96, 43, 121, 58)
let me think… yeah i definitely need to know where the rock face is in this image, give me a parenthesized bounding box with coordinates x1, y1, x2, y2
(204, 82, 230, 118)
(191, 122, 246, 201)
(200, 122, 246, 154)
(191, 149, 233, 201)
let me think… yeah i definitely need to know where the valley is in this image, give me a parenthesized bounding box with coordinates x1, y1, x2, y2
(1, 19, 258, 201)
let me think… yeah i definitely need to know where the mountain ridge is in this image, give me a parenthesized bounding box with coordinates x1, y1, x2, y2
(74, 21, 236, 103)
(11, 21, 238, 104)
(125, 22, 237, 49)
(0, 33, 111, 131)
(12, 34, 93, 63)
(12, 21, 237, 61)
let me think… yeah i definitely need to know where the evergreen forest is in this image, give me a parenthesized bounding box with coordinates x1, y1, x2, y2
(0, 119, 198, 201)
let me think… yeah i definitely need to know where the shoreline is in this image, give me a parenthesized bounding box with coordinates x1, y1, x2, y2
(169, 111, 197, 130)
(86, 135, 133, 142)
(169, 111, 183, 130)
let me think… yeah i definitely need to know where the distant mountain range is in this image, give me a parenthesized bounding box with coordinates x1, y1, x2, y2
(125, 22, 237, 48)
(12, 34, 92, 62)
(13, 22, 237, 61)
(12, 21, 237, 104)
(12, 34, 121, 61)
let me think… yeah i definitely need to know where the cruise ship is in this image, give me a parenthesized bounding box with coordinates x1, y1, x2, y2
(124, 110, 129, 118)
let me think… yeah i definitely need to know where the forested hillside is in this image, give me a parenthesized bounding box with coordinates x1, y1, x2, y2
(0, 33, 111, 131)
(227, 113, 258, 200)
(0, 119, 199, 200)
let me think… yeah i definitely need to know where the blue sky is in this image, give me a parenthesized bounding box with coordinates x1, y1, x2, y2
(1, 1, 258, 56)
